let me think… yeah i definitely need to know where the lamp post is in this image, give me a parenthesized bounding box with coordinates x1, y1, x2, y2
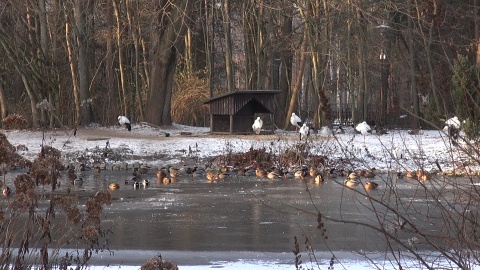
(380, 49, 388, 126)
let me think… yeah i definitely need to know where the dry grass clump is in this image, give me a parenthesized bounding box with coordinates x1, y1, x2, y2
(213, 147, 274, 169)
(2, 113, 28, 130)
(172, 72, 209, 126)
(211, 142, 329, 170)
(141, 255, 178, 270)
(280, 143, 309, 165)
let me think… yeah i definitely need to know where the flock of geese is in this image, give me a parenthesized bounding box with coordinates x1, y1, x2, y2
(2, 158, 461, 198)
(150, 164, 381, 190)
(55, 161, 384, 192)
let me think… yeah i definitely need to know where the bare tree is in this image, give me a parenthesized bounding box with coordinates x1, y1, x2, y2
(408, 3, 420, 129)
(221, 0, 235, 91)
(74, 0, 92, 125)
(145, 0, 194, 126)
(284, 27, 307, 130)
(112, 0, 130, 119)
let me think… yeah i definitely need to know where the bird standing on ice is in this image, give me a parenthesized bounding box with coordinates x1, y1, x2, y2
(252, 117, 263, 135)
(118, 116, 131, 131)
(290, 113, 302, 131)
(299, 123, 310, 141)
(355, 121, 371, 143)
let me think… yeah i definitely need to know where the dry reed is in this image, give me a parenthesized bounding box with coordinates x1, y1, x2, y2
(172, 72, 210, 126)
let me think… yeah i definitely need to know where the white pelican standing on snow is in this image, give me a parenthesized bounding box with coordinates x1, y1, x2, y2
(299, 123, 310, 141)
(252, 117, 263, 135)
(118, 116, 131, 131)
(290, 113, 302, 131)
(355, 121, 371, 143)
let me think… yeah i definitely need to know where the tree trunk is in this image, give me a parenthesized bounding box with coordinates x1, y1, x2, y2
(243, 1, 254, 90)
(276, 13, 293, 127)
(476, 0, 480, 66)
(347, 1, 355, 123)
(64, 7, 81, 126)
(126, 0, 144, 121)
(255, 0, 266, 90)
(222, 0, 235, 91)
(318, 0, 332, 127)
(284, 28, 307, 130)
(0, 82, 7, 122)
(112, 0, 129, 119)
(105, 0, 115, 123)
(20, 72, 39, 128)
(356, 8, 367, 122)
(414, 0, 443, 117)
(408, 7, 420, 129)
(207, 0, 215, 96)
(145, 0, 193, 126)
(74, 0, 92, 125)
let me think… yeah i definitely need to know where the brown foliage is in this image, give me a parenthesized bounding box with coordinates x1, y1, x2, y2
(85, 189, 112, 227)
(52, 195, 82, 224)
(171, 72, 209, 126)
(2, 114, 28, 130)
(30, 146, 62, 187)
(12, 174, 38, 212)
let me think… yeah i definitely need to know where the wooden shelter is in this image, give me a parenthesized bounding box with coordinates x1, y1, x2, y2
(204, 90, 281, 134)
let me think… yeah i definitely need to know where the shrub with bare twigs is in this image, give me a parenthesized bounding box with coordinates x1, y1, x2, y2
(0, 136, 113, 269)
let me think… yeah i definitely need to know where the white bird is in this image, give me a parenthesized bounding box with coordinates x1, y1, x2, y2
(355, 121, 371, 143)
(444, 116, 461, 145)
(356, 121, 371, 135)
(118, 116, 131, 131)
(252, 117, 263, 135)
(299, 123, 310, 141)
(290, 113, 302, 131)
(392, 145, 403, 159)
(444, 116, 460, 130)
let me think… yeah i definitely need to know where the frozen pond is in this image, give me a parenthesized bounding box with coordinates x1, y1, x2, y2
(4, 168, 477, 269)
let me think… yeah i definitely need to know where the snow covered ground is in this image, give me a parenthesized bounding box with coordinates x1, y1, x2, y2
(2, 123, 475, 174)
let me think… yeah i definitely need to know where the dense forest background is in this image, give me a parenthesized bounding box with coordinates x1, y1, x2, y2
(1, 0, 480, 131)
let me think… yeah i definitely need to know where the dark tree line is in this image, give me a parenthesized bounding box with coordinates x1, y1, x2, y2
(0, 0, 479, 130)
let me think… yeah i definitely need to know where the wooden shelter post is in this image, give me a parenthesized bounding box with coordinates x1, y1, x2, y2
(210, 114, 213, 132)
